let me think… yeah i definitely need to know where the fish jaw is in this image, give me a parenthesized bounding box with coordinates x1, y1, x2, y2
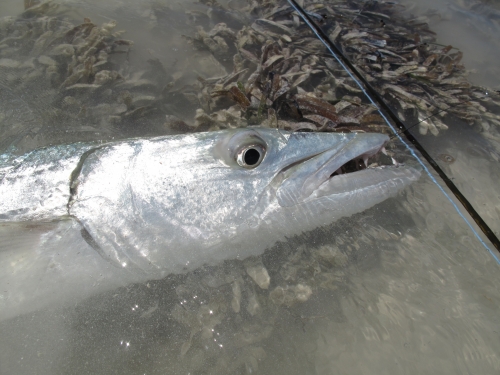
(310, 165, 421, 200)
(275, 133, 417, 207)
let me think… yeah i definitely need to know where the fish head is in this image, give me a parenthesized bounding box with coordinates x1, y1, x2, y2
(224, 128, 421, 234)
(71, 128, 420, 275)
(211, 127, 421, 210)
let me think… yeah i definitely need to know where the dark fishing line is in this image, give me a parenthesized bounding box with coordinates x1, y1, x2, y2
(287, 0, 500, 258)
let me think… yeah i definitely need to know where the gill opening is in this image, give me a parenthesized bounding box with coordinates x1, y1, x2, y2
(67, 146, 103, 214)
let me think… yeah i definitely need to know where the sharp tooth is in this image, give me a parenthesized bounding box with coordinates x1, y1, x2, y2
(363, 156, 369, 168)
(381, 147, 387, 155)
(391, 157, 398, 166)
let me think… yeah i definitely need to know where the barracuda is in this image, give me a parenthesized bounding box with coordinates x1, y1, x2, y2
(0, 128, 420, 319)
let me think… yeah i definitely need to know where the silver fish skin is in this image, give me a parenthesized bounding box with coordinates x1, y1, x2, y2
(0, 128, 420, 319)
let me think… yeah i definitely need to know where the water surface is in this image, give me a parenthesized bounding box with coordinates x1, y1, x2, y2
(0, 1, 499, 374)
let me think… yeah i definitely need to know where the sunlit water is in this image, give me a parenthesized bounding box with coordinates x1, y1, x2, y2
(397, 0, 500, 237)
(400, 0, 500, 90)
(0, 1, 499, 374)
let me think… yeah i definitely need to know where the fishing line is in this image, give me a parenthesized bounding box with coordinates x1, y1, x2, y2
(287, 0, 500, 262)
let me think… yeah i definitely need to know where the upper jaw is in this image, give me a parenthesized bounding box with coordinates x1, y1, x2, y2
(275, 133, 391, 207)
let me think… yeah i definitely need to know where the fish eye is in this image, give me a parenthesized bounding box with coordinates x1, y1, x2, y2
(236, 145, 265, 168)
(215, 129, 268, 168)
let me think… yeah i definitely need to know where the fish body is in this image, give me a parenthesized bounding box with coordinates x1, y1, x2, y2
(0, 128, 420, 319)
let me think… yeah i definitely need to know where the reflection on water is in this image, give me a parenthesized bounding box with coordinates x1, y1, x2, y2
(396, 0, 500, 237)
(400, 0, 500, 89)
(0, 0, 500, 374)
(415, 120, 500, 237)
(0, 0, 244, 152)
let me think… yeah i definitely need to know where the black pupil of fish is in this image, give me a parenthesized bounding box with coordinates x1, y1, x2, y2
(244, 148, 261, 165)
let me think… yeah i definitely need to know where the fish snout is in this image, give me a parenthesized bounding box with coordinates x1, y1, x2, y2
(276, 133, 390, 207)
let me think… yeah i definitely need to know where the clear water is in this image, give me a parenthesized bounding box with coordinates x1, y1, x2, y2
(397, 0, 500, 238)
(401, 0, 500, 90)
(0, 1, 499, 374)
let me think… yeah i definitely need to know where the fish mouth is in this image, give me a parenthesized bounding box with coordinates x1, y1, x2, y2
(276, 133, 419, 207)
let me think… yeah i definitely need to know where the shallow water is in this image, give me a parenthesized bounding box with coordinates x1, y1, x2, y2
(1, 1, 500, 374)
(400, 0, 500, 89)
(397, 0, 500, 237)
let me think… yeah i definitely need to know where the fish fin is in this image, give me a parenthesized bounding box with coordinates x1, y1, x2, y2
(0, 219, 135, 321)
